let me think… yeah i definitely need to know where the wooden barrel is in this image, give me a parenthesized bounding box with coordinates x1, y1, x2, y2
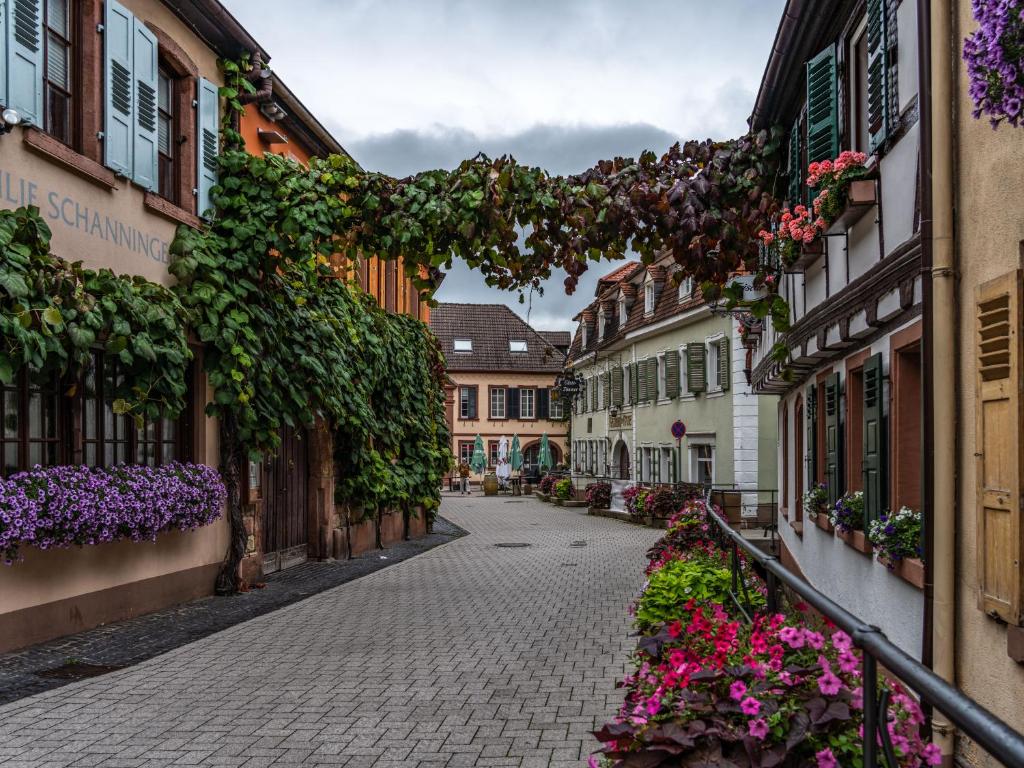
(483, 474, 499, 495)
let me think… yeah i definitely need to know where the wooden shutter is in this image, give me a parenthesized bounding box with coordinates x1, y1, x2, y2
(787, 116, 802, 205)
(537, 388, 549, 420)
(805, 44, 839, 166)
(591, 377, 599, 410)
(131, 19, 158, 190)
(197, 77, 220, 217)
(468, 387, 478, 420)
(6, 0, 44, 125)
(631, 362, 640, 403)
(602, 372, 611, 409)
(637, 361, 647, 402)
(635, 448, 643, 482)
(665, 350, 680, 399)
(611, 366, 623, 406)
(976, 271, 1024, 624)
(825, 372, 841, 505)
(807, 383, 819, 489)
(866, 0, 889, 153)
(863, 354, 885, 522)
(508, 387, 520, 420)
(104, 0, 134, 176)
(717, 339, 731, 392)
(687, 344, 706, 393)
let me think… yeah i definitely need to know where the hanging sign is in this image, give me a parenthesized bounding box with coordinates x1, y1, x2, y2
(671, 420, 687, 440)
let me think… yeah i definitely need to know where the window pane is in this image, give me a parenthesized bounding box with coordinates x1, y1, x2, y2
(158, 113, 171, 155)
(158, 72, 171, 113)
(47, 0, 69, 37)
(47, 35, 70, 89)
(3, 390, 18, 438)
(4, 444, 18, 477)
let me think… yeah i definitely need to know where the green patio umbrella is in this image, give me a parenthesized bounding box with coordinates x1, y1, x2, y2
(538, 433, 553, 472)
(510, 435, 523, 472)
(470, 434, 487, 475)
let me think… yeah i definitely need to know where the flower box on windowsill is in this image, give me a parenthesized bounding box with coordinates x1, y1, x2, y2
(825, 179, 878, 236)
(786, 240, 825, 273)
(809, 511, 835, 534)
(878, 555, 925, 590)
(836, 528, 873, 555)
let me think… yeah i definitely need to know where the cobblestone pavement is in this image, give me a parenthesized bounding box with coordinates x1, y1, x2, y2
(0, 519, 466, 707)
(0, 495, 660, 767)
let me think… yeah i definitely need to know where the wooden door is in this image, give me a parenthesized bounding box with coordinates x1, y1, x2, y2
(262, 425, 309, 574)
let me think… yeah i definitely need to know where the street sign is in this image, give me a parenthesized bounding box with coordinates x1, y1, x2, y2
(671, 420, 687, 440)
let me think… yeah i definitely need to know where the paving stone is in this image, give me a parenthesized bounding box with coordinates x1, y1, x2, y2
(0, 495, 658, 766)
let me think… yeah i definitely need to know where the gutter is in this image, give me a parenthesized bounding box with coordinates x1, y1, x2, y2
(750, 0, 806, 129)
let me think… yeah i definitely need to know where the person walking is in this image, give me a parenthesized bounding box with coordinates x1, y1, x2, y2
(458, 460, 471, 495)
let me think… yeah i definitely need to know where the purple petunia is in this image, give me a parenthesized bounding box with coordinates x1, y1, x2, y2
(963, 0, 1024, 128)
(0, 463, 226, 563)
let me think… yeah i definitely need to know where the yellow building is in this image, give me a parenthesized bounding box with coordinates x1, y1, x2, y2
(430, 304, 569, 480)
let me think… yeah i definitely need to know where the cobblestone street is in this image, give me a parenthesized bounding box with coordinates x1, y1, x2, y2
(0, 495, 660, 768)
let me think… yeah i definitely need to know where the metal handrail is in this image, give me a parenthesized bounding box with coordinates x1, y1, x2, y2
(708, 510, 1024, 767)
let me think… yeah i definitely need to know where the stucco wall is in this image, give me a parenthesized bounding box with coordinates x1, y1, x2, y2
(952, 0, 1024, 739)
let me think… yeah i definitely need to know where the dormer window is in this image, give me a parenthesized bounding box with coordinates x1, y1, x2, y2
(644, 283, 655, 315)
(581, 323, 588, 348)
(619, 296, 628, 325)
(454, 339, 473, 353)
(509, 340, 528, 352)
(597, 309, 605, 340)
(678, 277, 693, 302)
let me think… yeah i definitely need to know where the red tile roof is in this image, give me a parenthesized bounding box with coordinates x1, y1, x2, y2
(430, 303, 568, 373)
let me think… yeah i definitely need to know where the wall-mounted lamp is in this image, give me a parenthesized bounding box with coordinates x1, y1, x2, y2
(1, 108, 22, 135)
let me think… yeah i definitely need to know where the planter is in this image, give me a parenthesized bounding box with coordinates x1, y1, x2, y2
(809, 511, 835, 534)
(650, 516, 671, 530)
(836, 528, 872, 555)
(483, 474, 499, 496)
(554, 498, 566, 506)
(522, 482, 533, 495)
(563, 500, 588, 509)
(589, 507, 612, 516)
(878, 555, 925, 589)
(825, 179, 877, 235)
(786, 239, 824, 273)
(535, 492, 550, 502)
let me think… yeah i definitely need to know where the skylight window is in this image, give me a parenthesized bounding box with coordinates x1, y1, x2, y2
(509, 340, 528, 352)
(454, 339, 473, 352)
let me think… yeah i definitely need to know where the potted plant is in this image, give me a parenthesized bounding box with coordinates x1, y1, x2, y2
(963, 2, 1024, 129)
(830, 491, 872, 554)
(623, 485, 648, 523)
(869, 506, 925, 589)
(807, 151, 875, 235)
(554, 478, 575, 506)
(586, 481, 611, 513)
(644, 486, 681, 529)
(758, 204, 824, 273)
(535, 474, 555, 501)
(802, 483, 832, 532)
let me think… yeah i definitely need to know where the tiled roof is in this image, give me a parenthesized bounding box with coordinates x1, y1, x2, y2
(430, 303, 568, 372)
(597, 261, 641, 285)
(567, 258, 706, 363)
(540, 331, 572, 349)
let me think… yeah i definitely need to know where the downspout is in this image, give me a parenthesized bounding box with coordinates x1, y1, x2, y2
(920, 0, 957, 759)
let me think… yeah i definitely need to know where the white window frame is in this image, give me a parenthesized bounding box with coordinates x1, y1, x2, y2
(520, 387, 536, 419)
(660, 447, 673, 483)
(707, 335, 725, 392)
(624, 365, 632, 405)
(509, 340, 528, 353)
(581, 323, 588, 348)
(657, 353, 667, 401)
(678, 277, 693, 302)
(597, 309, 605, 340)
(459, 387, 474, 419)
(619, 296, 628, 325)
(549, 395, 563, 420)
(690, 442, 716, 486)
(454, 338, 473, 353)
(490, 387, 506, 419)
(644, 283, 655, 315)
(678, 345, 692, 399)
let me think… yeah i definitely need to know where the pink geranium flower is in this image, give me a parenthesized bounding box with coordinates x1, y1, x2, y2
(729, 680, 747, 701)
(815, 747, 838, 768)
(740, 697, 761, 716)
(818, 670, 842, 696)
(748, 718, 769, 741)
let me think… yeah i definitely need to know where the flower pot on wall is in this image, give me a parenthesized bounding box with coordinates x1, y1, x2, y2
(809, 511, 835, 534)
(787, 240, 824, 273)
(877, 555, 925, 590)
(836, 528, 873, 555)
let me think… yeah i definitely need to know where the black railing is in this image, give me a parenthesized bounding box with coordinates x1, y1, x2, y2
(709, 510, 1024, 768)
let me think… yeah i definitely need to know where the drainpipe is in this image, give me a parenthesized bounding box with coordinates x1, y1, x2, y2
(920, 0, 957, 759)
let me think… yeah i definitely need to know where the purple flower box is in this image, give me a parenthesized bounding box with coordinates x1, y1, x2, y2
(0, 463, 226, 563)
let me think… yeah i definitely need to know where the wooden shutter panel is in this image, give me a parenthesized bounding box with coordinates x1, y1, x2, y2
(687, 344, 706, 393)
(591, 377, 599, 410)
(787, 116, 802, 205)
(6, 0, 44, 125)
(805, 44, 839, 166)
(862, 354, 885, 522)
(508, 387, 520, 420)
(635, 448, 642, 482)
(637, 361, 647, 402)
(807, 383, 819, 488)
(611, 366, 623, 406)
(825, 372, 841, 505)
(665, 350, 680, 399)
(197, 77, 220, 217)
(104, 0, 134, 176)
(631, 363, 639, 404)
(718, 339, 731, 392)
(131, 19, 158, 190)
(866, 0, 889, 153)
(976, 271, 1023, 624)
(602, 372, 611, 409)
(537, 388, 549, 420)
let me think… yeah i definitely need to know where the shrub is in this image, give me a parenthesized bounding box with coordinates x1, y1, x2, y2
(554, 478, 575, 500)
(0, 463, 226, 563)
(869, 506, 923, 564)
(538, 474, 556, 495)
(635, 557, 735, 632)
(829, 491, 865, 533)
(623, 485, 648, 520)
(585, 481, 611, 509)
(643, 486, 682, 519)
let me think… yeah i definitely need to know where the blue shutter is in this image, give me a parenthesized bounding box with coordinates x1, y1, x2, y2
(131, 19, 158, 190)
(6, 0, 44, 125)
(197, 77, 219, 217)
(104, 0, 134, 176)
(866, 0, 889, 153)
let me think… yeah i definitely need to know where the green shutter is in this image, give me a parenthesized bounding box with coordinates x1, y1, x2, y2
(718, 339, 731, 392)
(805, 44, 839, 166)
(807, 383, 818, 488)
(6, 0, 44, 126)
(637, 361, 648, 402)
(602, 372, 611, 409)
(665, 350, 680, 399)
(591, 376, 599, 410)
(649, 358, 658, 401)
(611, 366, 623, 406)
(197, 77, 221, 217)
(866, 0, 889, 153)
(635, 448, 643, 482)
(687, 343, 706, 393)
(788, 116, 802, 205)
(825, 372, 841, 505)
(632, 362, 640, 403)
(104, 0, 134, 176)
(863, 353, 886, 523)
(132, 19, 159, 191)
(537, 388, 550, 420)
(508, 387, 520, 420)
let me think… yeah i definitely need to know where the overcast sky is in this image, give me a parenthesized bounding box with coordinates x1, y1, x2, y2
(222, 0, 786, 330)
